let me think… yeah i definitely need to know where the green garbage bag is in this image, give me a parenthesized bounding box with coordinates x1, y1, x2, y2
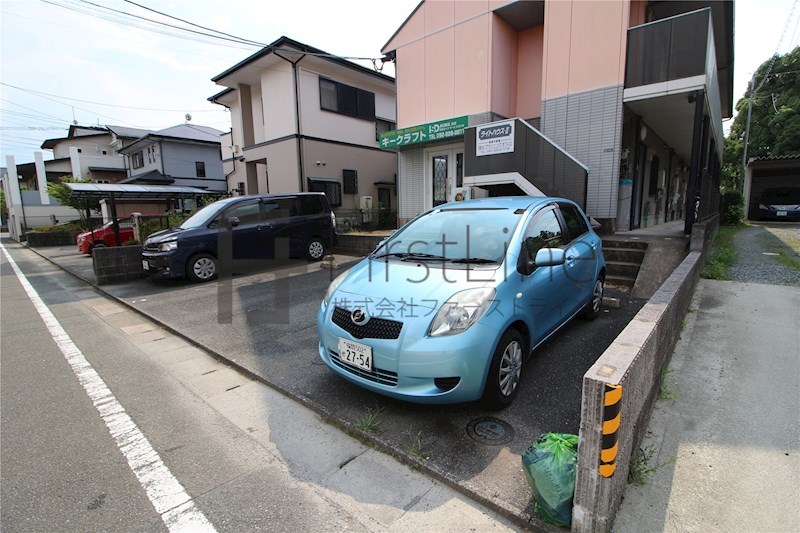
(521, 433, 579, 527)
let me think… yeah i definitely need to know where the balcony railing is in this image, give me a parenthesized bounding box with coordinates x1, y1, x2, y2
(625, 8, 711, 89)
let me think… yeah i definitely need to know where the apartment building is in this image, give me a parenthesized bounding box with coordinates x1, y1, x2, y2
(381, 0, 734, 233)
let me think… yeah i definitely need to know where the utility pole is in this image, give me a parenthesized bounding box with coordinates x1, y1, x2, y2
(740, 71, 756, 192)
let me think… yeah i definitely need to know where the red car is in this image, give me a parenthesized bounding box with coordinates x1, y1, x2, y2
(77, 217, 136, 255)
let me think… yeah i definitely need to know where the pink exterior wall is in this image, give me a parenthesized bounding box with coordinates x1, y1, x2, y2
(393, 5, 493, 127)
(542, 0, 630, 100)
(454, 16, 491, 117)
(490, 15, 518, 118)
(516, 26, 544, 119)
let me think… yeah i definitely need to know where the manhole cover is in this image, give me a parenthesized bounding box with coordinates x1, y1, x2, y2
(466, 417, 515, 445)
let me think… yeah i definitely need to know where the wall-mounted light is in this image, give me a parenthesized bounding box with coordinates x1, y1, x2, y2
(316, 161, 326, 166)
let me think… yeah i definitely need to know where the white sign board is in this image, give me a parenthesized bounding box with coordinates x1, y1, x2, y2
(476, 120, 515, 156)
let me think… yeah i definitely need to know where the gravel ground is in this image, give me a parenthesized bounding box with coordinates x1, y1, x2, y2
(728, 222, 800, 285)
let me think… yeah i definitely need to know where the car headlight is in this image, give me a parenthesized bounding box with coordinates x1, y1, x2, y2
(158, 240, 178, 252)
(323, 268, 350, 307)
(429, 287, 496, 337)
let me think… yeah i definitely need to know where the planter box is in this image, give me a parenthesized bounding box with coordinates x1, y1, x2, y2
(93, 245, 144, 285)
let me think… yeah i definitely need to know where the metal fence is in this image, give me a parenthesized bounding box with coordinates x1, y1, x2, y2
(335, 208, 398, 233)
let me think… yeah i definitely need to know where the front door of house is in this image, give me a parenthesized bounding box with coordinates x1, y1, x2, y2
(426, 146, 464, 210)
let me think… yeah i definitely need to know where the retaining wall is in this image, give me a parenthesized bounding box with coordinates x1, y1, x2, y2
(93, 245, 145, 285)
(572, 215, 719, 531)
(334, 233, 389, 256)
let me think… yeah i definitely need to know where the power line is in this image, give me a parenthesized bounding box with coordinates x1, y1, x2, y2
(1, 83, 221, 113)
(754, 0, 798, 94)
(121, 0, 266, 47)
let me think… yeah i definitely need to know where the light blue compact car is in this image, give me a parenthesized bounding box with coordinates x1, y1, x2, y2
(316, 196, 606, 408)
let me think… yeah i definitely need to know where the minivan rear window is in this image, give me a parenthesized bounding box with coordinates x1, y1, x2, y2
(299, 195, 325, 215)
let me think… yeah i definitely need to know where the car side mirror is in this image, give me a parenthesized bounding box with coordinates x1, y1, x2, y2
(226, 216, 240, 227)
(534, 247, 566, 267)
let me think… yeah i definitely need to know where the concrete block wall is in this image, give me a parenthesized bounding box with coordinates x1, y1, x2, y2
(333, 234, 389, 256)
(93, 245, 145, 285)
(572, 215, 719, 531)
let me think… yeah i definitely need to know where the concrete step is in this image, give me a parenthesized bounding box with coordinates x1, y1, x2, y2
(602, 239, 648, 250)
(605, 273, 636, 288)
(606, 260, 642, 278)
(603, 246, 647, 263)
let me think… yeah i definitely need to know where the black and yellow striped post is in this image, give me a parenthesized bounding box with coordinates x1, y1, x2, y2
(599, 384, 622, 478)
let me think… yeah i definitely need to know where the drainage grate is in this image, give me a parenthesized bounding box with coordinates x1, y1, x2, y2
(466, 417, 515, 446)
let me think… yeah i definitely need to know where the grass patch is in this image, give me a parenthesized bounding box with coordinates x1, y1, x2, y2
(701, 225, 743, 280)
(355, 406, 384, 434)
(406, 430, 429, 463)
(659, 370, 676, 401)
(628, 445, 676, 485)
(775, 251, 800, 273)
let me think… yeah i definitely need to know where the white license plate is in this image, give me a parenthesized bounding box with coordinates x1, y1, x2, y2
(777, 211, 787, 216)
(142, 260, 150, 271)
(338, 338, 372, 372)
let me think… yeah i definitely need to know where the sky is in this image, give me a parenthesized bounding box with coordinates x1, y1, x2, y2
(1, 0, 798, 165)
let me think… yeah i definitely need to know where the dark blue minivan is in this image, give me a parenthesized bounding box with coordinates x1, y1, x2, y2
(142, 193, 336, 282)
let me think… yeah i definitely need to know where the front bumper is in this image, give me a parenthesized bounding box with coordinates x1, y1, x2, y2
(316, 302, 500, 404)
(141, 251, 186, 279)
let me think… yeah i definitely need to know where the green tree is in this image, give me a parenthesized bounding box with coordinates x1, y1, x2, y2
(47, 176, 101, 225)
(723, 46, 800, 190)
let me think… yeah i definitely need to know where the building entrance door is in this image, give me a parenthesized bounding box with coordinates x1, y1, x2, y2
(425, 145, 464, 210)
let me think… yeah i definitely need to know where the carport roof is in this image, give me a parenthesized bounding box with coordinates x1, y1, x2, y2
(66, 183, 216, 199)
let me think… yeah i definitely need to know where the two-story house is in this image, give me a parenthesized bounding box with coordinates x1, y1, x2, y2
(117, 124, 227, 192)
(208, 36, 398, 216)
(381, 0, 734, 233)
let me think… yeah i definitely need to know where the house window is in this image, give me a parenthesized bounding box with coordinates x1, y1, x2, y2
(195, 161, 206, 177)
(375, 118, 395, 141)
(131, 151, 144, 169)
(343, 169, 358, 194)
(319, 78, 375, 121)
(307, 178, 342, 207)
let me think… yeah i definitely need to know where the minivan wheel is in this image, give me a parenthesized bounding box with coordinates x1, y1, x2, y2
(306, 238, 325, 261)
(481, 329, 524, 409)
(582, 276, 604, 320)
(187, 253, 218, 283)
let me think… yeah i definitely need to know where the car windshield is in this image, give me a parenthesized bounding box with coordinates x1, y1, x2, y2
(763, 189, 800, 204)
(179, 197, 238, 229)
(373, 207, 524, 264)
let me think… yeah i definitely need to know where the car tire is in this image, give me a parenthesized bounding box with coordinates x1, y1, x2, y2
(186, 253, 218, 283)
(305, 237, 326, 261)
(481, 328, 525, 409)
(582, 276, 604, 321)
(89, 242, 107, 256)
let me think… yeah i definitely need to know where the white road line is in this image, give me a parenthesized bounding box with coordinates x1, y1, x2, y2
(0, 243, 216, 533)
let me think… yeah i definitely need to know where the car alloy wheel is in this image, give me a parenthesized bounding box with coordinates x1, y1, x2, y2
(583, 277, 604, 320)
(482, 328, 525, 408)
(498, 340, 523, 397)
(307, 238, 325, 261)
(187, 253, 218, 282)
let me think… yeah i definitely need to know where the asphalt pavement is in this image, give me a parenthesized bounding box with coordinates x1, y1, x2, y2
(20, 226, 690, 528)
